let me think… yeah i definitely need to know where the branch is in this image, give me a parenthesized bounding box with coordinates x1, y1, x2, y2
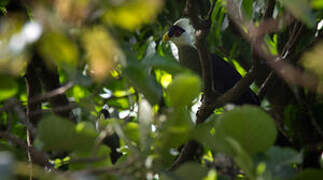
(0, 131, 52, 168)
(225, 0, 319, 93)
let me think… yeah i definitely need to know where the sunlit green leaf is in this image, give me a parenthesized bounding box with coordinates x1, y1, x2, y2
(0, 75, 18, 101)
(312, 0, 323, 9)
(38, 32, 78, 68)
(103, 0, 163, 31)
(167, 73, 201, 107)
(264, 34, 278, 56)
(124, 122, 140, 144)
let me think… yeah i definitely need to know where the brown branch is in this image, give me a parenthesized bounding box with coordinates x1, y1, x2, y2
(32, 53, 76, 122)
(0, 131, 52, 168)
(171, 0, 220, 170)
(25, 58, 42, 169)
(30, 81, 74, 104)
(226, 0, 319, 93)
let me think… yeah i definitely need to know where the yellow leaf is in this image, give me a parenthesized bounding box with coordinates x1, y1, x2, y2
(103, 0, 163, 31)
(82, 27, 123, 81)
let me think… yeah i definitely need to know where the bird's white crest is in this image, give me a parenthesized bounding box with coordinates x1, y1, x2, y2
(170, 18, 195, 47)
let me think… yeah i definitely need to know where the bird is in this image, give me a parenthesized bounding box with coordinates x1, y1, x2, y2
(162, 18, 260, 105)
(97, 109, 122, 164)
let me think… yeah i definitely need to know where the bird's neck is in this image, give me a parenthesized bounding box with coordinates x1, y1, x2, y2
(177, 45, 202, 75)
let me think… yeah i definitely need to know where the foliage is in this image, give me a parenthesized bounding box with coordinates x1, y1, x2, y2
(0, 0, 323, 180)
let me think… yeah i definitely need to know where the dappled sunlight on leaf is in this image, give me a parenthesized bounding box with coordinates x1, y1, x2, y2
(0, 75, 18, 101)
(103, 0, 163, 31)
(82, 27, 123, 81)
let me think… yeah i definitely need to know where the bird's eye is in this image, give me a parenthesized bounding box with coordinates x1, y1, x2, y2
(174, 29, 184, 37)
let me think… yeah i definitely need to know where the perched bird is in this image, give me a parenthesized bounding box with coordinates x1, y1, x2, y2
(163, 18, 259, 105)
(97, 109, 122, 164)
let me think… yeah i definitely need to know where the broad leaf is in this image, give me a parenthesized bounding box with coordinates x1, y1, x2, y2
(215, 105, 277, 154)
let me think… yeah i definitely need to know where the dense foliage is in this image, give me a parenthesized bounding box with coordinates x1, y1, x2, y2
(0, 0, 323, 179)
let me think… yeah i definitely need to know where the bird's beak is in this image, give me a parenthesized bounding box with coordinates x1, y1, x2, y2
(162, 32, 170, 42)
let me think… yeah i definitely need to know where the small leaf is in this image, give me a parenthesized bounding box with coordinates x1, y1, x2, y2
(0, 75, 18, 101)
(167, 73, 201, 107)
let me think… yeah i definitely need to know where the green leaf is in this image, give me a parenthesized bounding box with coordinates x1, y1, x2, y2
(0, 0, 9, 7)
(167, 73, 201, 107)
(124, 122, 140, 144)
(215, 105, 277, 154)
(38, 115, 97, 152)
(225, 137, 255, 179)
(294, 169, 323, 180)
(0, 75, 18, 101)
(312, 0, 323, 9)
(103, 0, 163, 31)
(161, 162, 208, 180)
(280, 0, 316, 27)
(70, 145, 112, 170)
(142, 55, 185, 74)
(156, 108, 194, 166)
(262, 146, 302, 179)
(124, 61, 162, 105)
(174, 162, 208, 180)
(38, 32, 78, 68)
(242, 0, 253, 19)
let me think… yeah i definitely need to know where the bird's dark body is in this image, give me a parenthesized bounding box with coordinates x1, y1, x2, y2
(178, 45, 259, 105)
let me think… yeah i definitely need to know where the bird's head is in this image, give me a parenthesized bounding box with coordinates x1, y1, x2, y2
(162, 18, 195, 47)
